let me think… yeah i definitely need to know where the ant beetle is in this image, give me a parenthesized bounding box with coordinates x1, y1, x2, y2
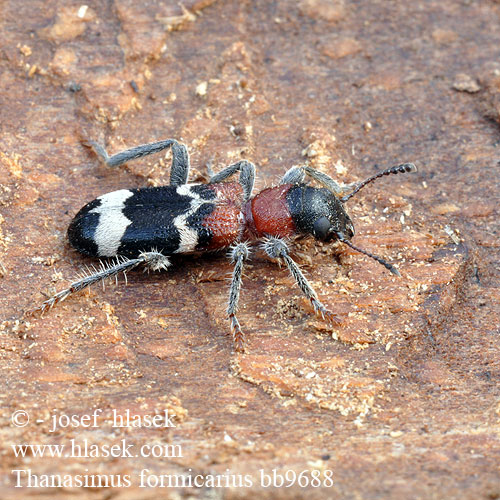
(36, 138, 416, 352)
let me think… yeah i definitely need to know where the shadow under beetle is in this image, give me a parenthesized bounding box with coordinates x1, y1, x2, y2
(36, 138, 416, 352)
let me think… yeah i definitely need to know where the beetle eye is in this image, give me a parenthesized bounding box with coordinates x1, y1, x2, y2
(313, 216, 331, 240)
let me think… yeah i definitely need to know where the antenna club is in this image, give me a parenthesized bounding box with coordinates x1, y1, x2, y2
(393, 163, 417, 174)
(341, 162, 417, 203)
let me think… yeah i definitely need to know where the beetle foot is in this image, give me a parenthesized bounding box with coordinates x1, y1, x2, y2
(310, 298, 342, 325)
(229, 314, 246, 353)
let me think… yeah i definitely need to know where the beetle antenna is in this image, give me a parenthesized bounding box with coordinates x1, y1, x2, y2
(341, 163, 417, 203)
(337, 235, 401, 276)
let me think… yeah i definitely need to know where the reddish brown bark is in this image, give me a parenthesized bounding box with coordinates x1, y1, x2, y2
(0, 1, 499, 498)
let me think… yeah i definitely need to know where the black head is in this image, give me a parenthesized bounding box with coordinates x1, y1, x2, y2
(285, 162, 417, 276)
(286, 185, 354, 242)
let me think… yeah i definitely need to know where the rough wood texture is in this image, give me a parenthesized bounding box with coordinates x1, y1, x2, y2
(1, 1, 499, 498)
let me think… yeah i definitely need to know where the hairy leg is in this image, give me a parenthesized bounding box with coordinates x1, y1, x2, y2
(281, 165, 347, 195)
(83, 139, 191, 186)
(280, 166, 305, 185)
(209, 160, 256, 202)
(32, 251, 171, 315)
(262, 237, 340, 324)
(226, 242, 251, 352)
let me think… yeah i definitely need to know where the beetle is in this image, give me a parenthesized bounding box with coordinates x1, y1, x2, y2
(35, 138, 416, 352)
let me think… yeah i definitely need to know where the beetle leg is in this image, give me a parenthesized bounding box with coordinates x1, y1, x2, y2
(283, 164, 359, 197)
(280, 166, 306, 185)
(168, 142, 190, 186)
(262, 237, 341, 324)
(31, 251, 170, 315)
(302, 166, 348, 196)
(209, 160, 256, 202)
(83, 139, 191, 186)
(227, 242, 251, 352)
